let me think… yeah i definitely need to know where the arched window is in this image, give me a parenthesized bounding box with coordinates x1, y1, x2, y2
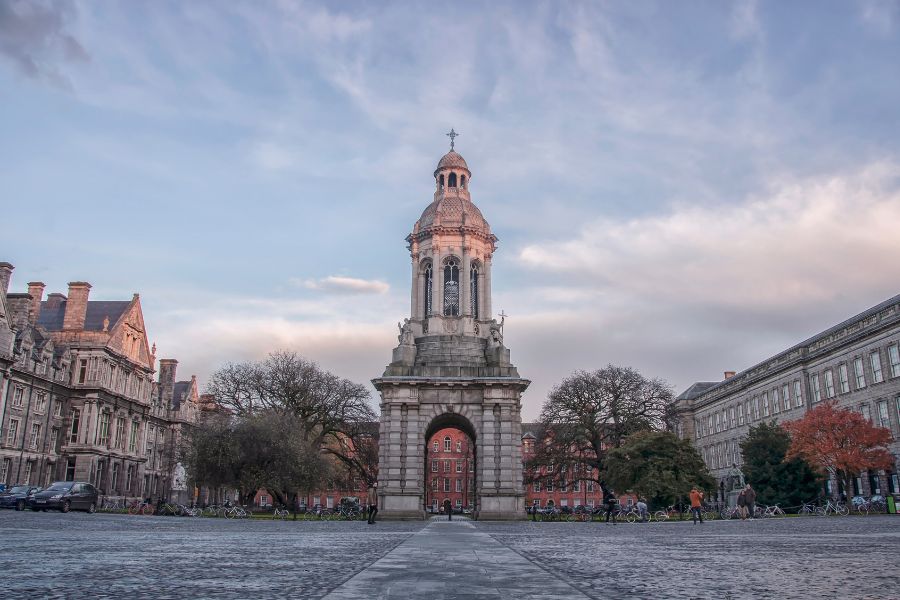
(470, 263, 479, 319)
(433, 440, 439, 452)
(444, 436, 452, 452)
(460, 175, 466, 189)
(443, 259, 459, 316)
(448, 172, 457, 188)
(438, 174, 444, 190)
(423, 263, 433, 318)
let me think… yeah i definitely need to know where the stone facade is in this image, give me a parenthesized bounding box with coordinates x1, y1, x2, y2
(373, 147, 530, 520)
(676, 294, 900, 499)
(0, 263, 201, 502)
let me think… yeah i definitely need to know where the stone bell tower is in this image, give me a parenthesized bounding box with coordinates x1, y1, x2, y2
(373, 135, 530, 520)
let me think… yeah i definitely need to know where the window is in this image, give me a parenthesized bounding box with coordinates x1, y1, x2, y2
(129, 421, 139, 453)
(772, 389, 780, 414)
(745, 401, 752, 422)
(444, 478, 451, 492)
(545, 480, 553, 492)
(433, 440, 439, 452)
(733, 441, 740, 465)
(111, 463, 120, 492)
(125, 465, 134, 493)
(855, 357, 866, 389)
(35, 392, 47, 413)
(455, 479, 462, 492)
(762, 392, 770, 416)
(146, 425, 155, 458)
(54, 401, 63, 418)
(889, 345, 900, 378)
(456, 460, 462, 473)
(753, 397, 760, 420)
(431, 460, 438, 472)
(448, 172, 457, 187)
(561, 479, 568, 493)
(860, 404, 872, 423)
(0, 459, 10, 484)
(574, 480, 581, 492)
(6, 418, 19, 445)
(469, 460, 474, 473)
(69, 409, 80, 444)
(432, 478, 438, 490)
(715, 413, 721, 433)
(871, 351, 884, 383)
(444, 436, 451, 452)
(326, 497, 334, 509)
(877, 400, 890, 429)
(794, 381, 803, 408)
(22, 461, 32, 485)
(443, 459, 450, 473)
(456, 440, 462, 452)
(470, 264, 479, 319)
(730, 407, 736, 427)
(838, 364, 850, 393)
(811, 374, 821, 403)
(587, 481, 594, 492)
(707, 415, 713, 434)
(12, 386, 24, 408)
(29, 423, 40, 449)
(820, 370, 833, 398)
(737, 403, 744, 425)
(50, 427, 59, 453)
(78, 359, 87, 384)
(782, 384, 791, 410)
(443, 259, 460, 316)
(423, 263, 433, 318)
(722, 409, 728, 430)
(114, 418, 125, 449)
(65, 458, 76, 481)
(586, 499, 594, 508)
(97, 411, 111, 445)
(533, 481, 541, 492)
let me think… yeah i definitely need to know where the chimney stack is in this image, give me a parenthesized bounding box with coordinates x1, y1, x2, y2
(0, 262, 13, 297)
(724, 371, 736, 379)
(27, 282, 45, 325)
(158, 358, 178, 408)
(62, 282, 91, 330)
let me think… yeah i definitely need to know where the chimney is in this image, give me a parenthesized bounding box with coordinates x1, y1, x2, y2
(46, 293, 66, 310)
(0, 262, 13, 297)
(62, 282, 91, 330)
(27, 282, 45, 325)
(724, 371, 736, 379)
(6, 294, 33, 331)
(158, 359, 178, 408)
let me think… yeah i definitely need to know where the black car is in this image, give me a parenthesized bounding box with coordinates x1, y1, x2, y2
(30, 481, 99, 513)
(0, 485, 42, 511)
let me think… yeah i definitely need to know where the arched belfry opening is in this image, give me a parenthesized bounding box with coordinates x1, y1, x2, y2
(374, 136, 530, 520)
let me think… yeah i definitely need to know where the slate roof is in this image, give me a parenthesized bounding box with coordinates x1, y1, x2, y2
(37, 299, 131, 332)
(171, 381, 191, 410)
(675, 382, 719, 402)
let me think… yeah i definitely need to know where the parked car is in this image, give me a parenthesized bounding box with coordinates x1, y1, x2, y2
(30, 481, 99, 513)
(0, 485, 42, 511)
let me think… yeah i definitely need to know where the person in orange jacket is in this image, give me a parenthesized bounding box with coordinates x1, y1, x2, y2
(689, 487, 704, 524)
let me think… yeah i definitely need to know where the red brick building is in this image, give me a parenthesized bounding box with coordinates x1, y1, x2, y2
(521, 429, 608, 510)
(425, 427, 475, 513)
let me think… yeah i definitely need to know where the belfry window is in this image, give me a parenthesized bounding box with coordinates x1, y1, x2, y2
(470, 264, 479, 319)
(438, 174, 444, 190)
(448, 173, 457, 188)
(424, 263, 433, 318)
(443, 259, 459, 316)
(460, 175, 466, 189)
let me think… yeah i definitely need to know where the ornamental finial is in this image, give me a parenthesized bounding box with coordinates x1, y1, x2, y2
(446, 128, 459, 151)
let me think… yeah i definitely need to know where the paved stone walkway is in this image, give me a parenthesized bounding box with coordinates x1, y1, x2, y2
(324, 519, 588, 599)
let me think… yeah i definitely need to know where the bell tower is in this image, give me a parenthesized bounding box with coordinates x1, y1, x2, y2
(373, 136, 529, 520)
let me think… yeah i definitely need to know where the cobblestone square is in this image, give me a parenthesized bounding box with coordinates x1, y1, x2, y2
(2, 511, 899, 599)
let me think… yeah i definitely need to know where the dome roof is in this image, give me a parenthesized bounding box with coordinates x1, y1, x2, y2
(414, 194, 489, 235)
(435, 150, 469, 173)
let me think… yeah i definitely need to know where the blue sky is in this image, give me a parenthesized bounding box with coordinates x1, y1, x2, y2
(2, 0, 900, 419)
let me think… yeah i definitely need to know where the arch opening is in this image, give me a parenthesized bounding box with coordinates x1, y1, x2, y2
(424, 412, 477, 516)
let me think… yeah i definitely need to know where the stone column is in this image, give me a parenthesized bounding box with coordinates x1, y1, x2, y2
(434, 249, 445, 320)
(410, 258, 418, 320)
(461, 249, 470, 318)
(484, 256, 493, 320)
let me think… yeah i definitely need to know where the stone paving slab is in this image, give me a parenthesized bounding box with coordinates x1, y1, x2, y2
(323, 519, 589, 600)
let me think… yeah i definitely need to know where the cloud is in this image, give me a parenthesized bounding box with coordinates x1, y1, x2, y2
(0, 0, 89, 87)
(297, 275, 390, 295)
(859, 0, 898, 35)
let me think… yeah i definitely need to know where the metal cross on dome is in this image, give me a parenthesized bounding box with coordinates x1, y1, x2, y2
(446, 128, 459, 150)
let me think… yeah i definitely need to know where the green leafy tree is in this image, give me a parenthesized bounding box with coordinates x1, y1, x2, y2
(740, 421, 822, 507)
(603, 430, 714, 508)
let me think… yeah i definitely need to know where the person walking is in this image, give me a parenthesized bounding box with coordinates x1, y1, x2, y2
(636, 497, 648, 522)
(603, 488, 617, 524)
(745, 484, 757, 520)
(443, 498, 452, 521)
(689, 487, 704, 524)
(366, 482, 378, 525)
(737, 488, 747, 520)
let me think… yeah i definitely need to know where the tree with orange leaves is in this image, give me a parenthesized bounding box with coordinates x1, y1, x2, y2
(783, 400, 894, 499)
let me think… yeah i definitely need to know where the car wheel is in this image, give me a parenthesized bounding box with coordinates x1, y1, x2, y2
(88, 502, 96, 514)
(61, 500, 71, 513)
(16, 500, 25, 511)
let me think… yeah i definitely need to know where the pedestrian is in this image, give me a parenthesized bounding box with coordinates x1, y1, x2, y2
(443, 498, 452, 521)
(603, 487, 617, 524)
(737, 489, 747, 520)
(744, 484, 756, 520)
(366, 482, 378, 525)
(689, 487, 704, 524)
(636, 497, 648, 522)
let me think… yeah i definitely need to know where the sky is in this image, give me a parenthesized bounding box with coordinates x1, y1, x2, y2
(2, 0, 900, 420)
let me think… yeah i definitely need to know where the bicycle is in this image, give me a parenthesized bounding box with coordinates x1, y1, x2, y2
(127, 499, 154, 516)
(761, 504, 785, 518)
(273, 506, 290, 520)
(798, 502, 817, 516)
(815, 500, 849, 517)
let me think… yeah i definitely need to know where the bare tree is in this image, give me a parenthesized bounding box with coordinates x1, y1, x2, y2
(526, 365, 674, 488)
